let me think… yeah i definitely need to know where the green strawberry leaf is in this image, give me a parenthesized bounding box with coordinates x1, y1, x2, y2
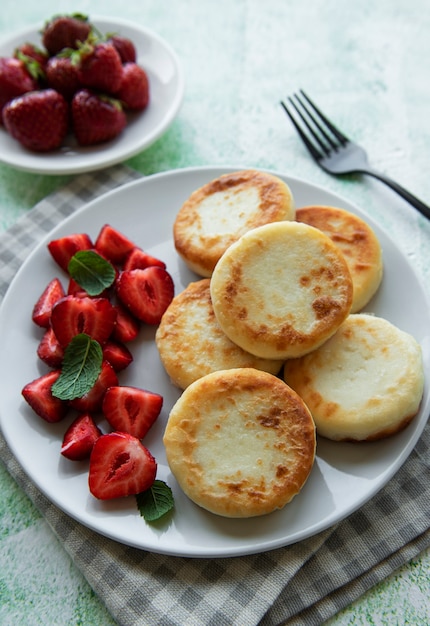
(136, 480, 174, 523)
(68, 250, 116, 296)
(52, 333, 103, 400)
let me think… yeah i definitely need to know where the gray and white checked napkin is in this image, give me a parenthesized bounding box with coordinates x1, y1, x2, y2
(1, 164, 429, 626)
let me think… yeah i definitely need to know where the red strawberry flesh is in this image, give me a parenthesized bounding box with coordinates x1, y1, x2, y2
(116, 267, 174, 324)
(89, 431, 157, 499)
(37, 327, 64, 368)
(61, 413, 102, 460)
(22, 370, 68, 423)
(50, 295, 117, 347)
(32, 277, 65, 328)
(68, 360, 118, 413)
(102, 385, 162, 439)
(95, 224, 136, 265)
(47, 233, 93, 272)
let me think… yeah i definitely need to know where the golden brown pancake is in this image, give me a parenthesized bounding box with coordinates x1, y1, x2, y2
(173, 169, 295, 277)
(296, 205, 383, 312)
(210, 221, 353, 359)
(155, 279, 284, 388)
(163, 368, 316, 517)
(283, 313, 424, 442)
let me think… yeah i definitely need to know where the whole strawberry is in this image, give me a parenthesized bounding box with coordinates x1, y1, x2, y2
(76, 41, 123, 94)
(42, 13, 92, 56)
(108, 35, 136, 63)
(116, 63, 149, 111)
(14, 43, 48, 70)
(46, 55, 81, 100)
(0, 57, 38, 121)
(71, 88, 126, 146)
(3, 89, 69, 152)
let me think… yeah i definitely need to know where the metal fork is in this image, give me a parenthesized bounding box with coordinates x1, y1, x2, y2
(281, 90, 430, 220)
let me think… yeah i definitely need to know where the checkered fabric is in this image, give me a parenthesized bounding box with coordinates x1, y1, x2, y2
(1, 165, 429, 626)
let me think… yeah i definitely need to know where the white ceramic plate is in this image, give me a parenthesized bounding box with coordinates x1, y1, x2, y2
(0, 17, 184, 175)
(0, 166, 429, 557)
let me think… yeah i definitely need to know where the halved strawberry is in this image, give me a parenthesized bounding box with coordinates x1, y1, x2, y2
(69, 360, 118, 413)
(22, 370, 68, 423)
(32, 277, 65, 327)
(89, 431, 157, 499)
(48, 233, 93, 272)
(102, 386, 162, 439)
(50, 295, 117, 347)
(116, 267, 174, 324)
(123, 247, 166, 271)
(67, 277, 87, 296)
(102, 340, 133, 372)
(110, 303, 140, 343)
(94, 224, 136, 265)
(37, 327, 64, 368)
(61, 413, 102, 461)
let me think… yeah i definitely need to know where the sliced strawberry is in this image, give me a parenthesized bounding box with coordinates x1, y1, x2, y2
(94, 224, 136, 265)
(102, 386, 162, 439)
(69, 360, 118, 413)
(32, 277, 65, 328)
(50, 295, 117, 347)
(22, 370, 68, 423)
(61, 413, 102, 461)
(67, 277, 88, 296)
(102, 340, 133, 371)
(37, 327, 64, 368)
(123, 247, 166, 271)
(116, 267, 174, 324)
(47, 233, 93, 272)
(89, 431, 157, 500)
(110, 303, 140, 343)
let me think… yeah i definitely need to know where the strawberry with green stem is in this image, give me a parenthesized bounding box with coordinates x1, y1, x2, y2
(3, 88, 69, 151)
(42, 13, 92, 56)
(71, 88, 126, 146)
(0, 57, 39, 121)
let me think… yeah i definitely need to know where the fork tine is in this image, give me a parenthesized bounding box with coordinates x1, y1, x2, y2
(299, 90, 349, 146)
(280, 100, 322, 161)
(281, 91, 350, 161)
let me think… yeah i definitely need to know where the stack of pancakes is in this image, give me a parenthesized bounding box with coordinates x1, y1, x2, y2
(158, 169, 424, 518)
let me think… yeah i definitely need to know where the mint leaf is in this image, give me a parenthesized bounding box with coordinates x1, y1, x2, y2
(52, 334, 103, 400)
(136, 480, 174, 522)
(68, 250, 115, 296)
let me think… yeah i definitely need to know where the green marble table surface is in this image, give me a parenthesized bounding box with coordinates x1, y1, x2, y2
(1, 0, 430, 624)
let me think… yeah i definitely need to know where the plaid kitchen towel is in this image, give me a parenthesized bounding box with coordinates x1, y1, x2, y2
(0, 164, 429, 626)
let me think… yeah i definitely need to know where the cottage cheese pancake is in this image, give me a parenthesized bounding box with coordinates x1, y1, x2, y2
(296, 205, 383, 312)
(173, 169, 295, 276)
(210, 221, 353, 359)
(163, 368, 316, 518)
(283, 313, 424, 442)
(155, 279, 284, 389)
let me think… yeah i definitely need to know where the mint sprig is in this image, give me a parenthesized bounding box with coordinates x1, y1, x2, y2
(68, 250, 116, 296)
(136, 480, 174, 522)
(52, 333, 103, 400)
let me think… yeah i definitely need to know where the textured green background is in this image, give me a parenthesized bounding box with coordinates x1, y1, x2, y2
(1, 0, 430, 624)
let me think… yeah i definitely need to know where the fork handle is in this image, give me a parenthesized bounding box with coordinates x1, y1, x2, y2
(359, 168, 430, 221)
